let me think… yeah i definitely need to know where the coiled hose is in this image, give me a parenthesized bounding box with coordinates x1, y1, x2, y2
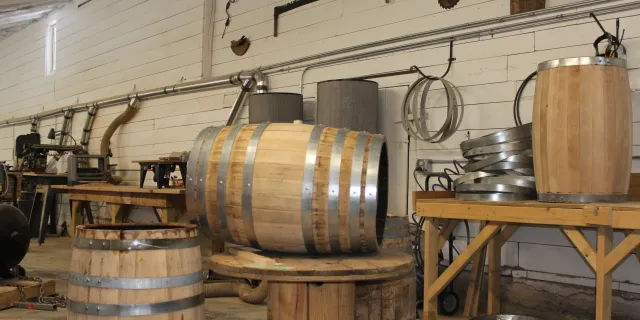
(204, 281, 268, 304)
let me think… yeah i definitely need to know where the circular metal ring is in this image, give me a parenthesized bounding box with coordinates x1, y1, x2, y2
(537, 56, 626, 72)
(460, 123, 532, 151)
(463, 141, 532, 157)
(455, 193, 532, 202)
(456, 183, 535, 194)
(537, 193, 627, 203)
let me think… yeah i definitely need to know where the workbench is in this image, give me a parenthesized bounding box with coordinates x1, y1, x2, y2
(52, 183, 186, 235)
(415, 198, 640, 320)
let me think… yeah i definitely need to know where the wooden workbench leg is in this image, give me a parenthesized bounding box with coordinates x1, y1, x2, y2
(153, 207, 174, 223)
(108, 204, 123, 223)
(464, 221, 487, 317)
(596, 227, 613, 320)
(487, 227, 502, 314)
(70, 200, 83, 237)
(424, 218, 439, 320)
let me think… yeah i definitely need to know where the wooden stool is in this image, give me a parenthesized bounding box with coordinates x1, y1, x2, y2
(210, 248, 415, 320)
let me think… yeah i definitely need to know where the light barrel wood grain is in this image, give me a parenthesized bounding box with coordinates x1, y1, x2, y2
(67, 223, 204, 320)
(188, 123, 389, 254)
(533, 59, 632, 202)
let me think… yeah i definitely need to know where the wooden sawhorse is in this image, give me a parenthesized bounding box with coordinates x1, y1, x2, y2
(415, 198, 640, 320)
(52, 183, 186, 234)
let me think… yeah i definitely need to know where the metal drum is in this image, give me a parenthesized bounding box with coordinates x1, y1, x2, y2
(317, 79, 379, 133)
(248, 93, 303, 124)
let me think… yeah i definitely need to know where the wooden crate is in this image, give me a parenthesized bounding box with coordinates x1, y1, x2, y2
(0, 279, 56, 310)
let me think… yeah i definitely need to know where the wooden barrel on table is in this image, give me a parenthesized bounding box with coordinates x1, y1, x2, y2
(67, 223, 204, 319)
(533, 57, 632, 203)
(186, 123, 389, 254)
(381, 213, 413, 256)
(355, 270, 416, 320)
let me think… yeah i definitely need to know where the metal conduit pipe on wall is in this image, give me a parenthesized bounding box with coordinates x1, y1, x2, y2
(80, 105, 98, 149)
(0, 70, 268, 129)
(58, 110, 73, 146)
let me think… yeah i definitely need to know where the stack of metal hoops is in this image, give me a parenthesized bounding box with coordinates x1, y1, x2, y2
(455, 123, 536, 201)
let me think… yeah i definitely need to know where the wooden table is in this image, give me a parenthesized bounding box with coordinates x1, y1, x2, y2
(52, 183, 186, 234)
(415, 198, 640, 320)
(210, 248, 415, 320)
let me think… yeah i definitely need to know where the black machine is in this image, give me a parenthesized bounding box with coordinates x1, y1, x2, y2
(20, 144, 83, 173)
(0, 205, 30, 278)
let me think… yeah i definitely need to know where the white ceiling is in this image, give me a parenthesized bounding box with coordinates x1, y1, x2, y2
(0, 0, 70, 40)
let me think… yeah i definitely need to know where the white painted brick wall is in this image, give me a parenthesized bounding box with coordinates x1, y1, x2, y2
(0, 0, 639, 292)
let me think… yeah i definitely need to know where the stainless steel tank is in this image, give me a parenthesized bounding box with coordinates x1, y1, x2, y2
(249, 93, 303, 124)
(316, 79, 379, 133)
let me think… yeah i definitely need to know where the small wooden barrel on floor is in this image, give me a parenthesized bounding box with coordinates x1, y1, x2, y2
(67, 223, 204, 319)
(186, 123, 389, 254)
(381, 213, 412, 256)
(355, 270, 416, 320)
(533, 57, 632, 203)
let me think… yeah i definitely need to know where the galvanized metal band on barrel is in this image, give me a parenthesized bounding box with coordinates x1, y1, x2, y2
(301, 125, 325, 254)
(537, 56, 626, 72)
(196, 127, 223, 238)
(242, 122, 270, 249)
(68, 270, 203, 289)
(348, 132, 369, 253)
(68, 293, 204, 316)
(217, 125, 244, 243)
(74, 237, 199, 250)
(537, 193, 627, 203)
(185, 126, 211, 214)
(327, 128, 349, 253)
(364, 134, 385, 251)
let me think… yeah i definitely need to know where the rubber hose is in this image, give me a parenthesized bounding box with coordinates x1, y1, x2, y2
(204, 281, 268, 304)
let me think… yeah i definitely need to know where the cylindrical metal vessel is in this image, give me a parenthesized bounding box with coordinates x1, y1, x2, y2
(67, 223, 204, 319)
(355, 271, 416, 320)
(0, 205, 29, 273)
(249, 93, 303, 124)
(317, 79, 379, 133)
(533, 57, 632, 203)
(186, 123, 389, 254)
(381, 213, 412, 256)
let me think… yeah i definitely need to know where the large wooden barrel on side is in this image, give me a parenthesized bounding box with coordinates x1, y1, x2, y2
(186, 123, 389, 254)
(381, 213, 412, 256)
(533, 57, 632, 203)
(68, 223, 204, 319)
(355, 271, 416, 320)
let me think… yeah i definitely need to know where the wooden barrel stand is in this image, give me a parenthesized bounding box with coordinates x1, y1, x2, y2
(210, 249, 415, 320)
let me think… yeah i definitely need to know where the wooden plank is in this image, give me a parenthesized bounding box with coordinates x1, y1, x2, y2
(498, 225, 519, 247)
(0, 280, 55, 310)
(623, 230, 640, 264)
(427, 223, 501, 301)
(439, 219, 459, 249)
(487, 228, 502, 314)
(308, 282, 355, 320)
(68, 192, 170, 207)
(561, 226, 597, 273)
(596, 227, 613, 320)
(70, 200, 84, 238)
(52, 183, 184, 194)
(463, 221, 487, 317)
(603, 230, 640, 274)
(423, 218, 439, 320)
(268, 282, 307, 320)
(413, 191, 455, 210)
(627, 173, 640, 201)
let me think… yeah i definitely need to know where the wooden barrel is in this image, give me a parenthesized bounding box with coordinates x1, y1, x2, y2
(533, 57, 632, 203)
(355, 271, 416, 320)
(186, 123, 389, 254)
(67, 223, 204, 319)
(381, 213, 412, 256)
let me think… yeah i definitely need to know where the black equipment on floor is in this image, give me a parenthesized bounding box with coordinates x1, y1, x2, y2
(0, 205, 30, 274)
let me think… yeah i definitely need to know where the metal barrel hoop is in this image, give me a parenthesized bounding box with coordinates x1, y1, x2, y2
(217, 125, 245, 243)
(196, 127, 223, 238)
(73, 237, 199, 251)
(348, 132, 369, 253)
(364, 134, 386, 252)
(242, 122, 270, 249)
(68, 293, 204, 317)
(68, 270, 203, 290)
(301, 125, 326, 254)
(327, 128, 349, 253)
(185, 127, 213, 224)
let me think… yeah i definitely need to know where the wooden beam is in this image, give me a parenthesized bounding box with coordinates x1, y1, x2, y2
(427, 222, 502, 301)
(561, 226, 597, 272)
(603, 230, 640, 274)
(69, 192, 170, 207)
(423, 218, 440, 320)
(498, 225, 519, 247)
(108, 204, 123, 223)
(623, 230, 640, 264)
(463, 221, 487, 317)
(596, 227, 613, 320)
(487, 228, 502, 314)
(70, 200, 83, 237)
(439, 219, 459, 249)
